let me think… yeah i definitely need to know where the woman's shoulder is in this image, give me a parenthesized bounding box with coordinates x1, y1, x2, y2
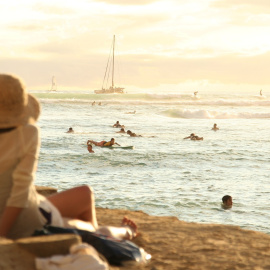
(21, 124, 40, 141)
(22, 124, 39, 133)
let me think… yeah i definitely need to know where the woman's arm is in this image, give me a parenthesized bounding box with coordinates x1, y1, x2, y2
(0, 206, 23, 237)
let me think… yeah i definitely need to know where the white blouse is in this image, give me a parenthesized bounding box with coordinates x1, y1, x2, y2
(0, 125, 62, 239)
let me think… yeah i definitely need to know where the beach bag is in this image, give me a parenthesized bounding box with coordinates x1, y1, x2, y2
(33, 225, 144, 266)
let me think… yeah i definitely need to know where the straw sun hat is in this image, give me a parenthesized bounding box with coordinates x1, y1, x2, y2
(0, 74, 40, 128)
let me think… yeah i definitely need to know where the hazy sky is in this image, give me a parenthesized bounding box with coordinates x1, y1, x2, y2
(1, 0, 270, 93)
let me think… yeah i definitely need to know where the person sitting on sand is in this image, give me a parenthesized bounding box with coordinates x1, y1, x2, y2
(221, 195, 233, 209)
(0, 73, 138, 241)
(194, 91, 198, 96)
(92, 101, 95, 106)
(87, 144, 95, 153)
(87, 138, 120, 147)
(113, 121, 124, 128)
(212, 123, 219, 131)
(117, 128, 126, 133)
(66, 127, 74, 133)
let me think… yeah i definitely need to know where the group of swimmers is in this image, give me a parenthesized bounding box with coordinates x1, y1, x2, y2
(87, 120, 144, 153)
(117, 127, 141, 137)
(92, 101, 102, 106)
(183, 123, 219, 141)
(113, 121, 142, 137)
(86, 121, 125, 153)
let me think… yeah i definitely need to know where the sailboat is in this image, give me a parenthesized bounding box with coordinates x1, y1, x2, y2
(49, 76, 57, 92)
(94, 35, 125, 94)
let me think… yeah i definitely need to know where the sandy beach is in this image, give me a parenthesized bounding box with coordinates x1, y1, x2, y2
(96, 207, 270, 270)
(1, 202, 269, 269)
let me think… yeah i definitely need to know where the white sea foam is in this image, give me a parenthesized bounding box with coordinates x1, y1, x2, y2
(162, 109, 270, 119)
(33, 92, 270, 107)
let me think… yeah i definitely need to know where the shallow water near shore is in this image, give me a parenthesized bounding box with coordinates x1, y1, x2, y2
(33, 91, 270, 234)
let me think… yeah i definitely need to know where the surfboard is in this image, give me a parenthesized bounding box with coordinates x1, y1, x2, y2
(107, 145, 134, 150)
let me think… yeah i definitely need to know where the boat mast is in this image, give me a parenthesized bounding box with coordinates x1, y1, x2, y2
(112, 35, 115, 89)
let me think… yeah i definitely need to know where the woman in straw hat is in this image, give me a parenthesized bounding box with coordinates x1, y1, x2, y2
(0, 74, 137, 240)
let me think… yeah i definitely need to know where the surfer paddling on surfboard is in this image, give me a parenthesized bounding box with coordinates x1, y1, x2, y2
(87, 138, 120, 147)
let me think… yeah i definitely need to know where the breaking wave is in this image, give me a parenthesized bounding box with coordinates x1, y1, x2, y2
(162, 109, 270, 119)
(32, 92, 270, 106)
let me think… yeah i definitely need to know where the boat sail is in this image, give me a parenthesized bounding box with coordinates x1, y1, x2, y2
(94, 35, 125, 94)
(49, 76, 57, 92)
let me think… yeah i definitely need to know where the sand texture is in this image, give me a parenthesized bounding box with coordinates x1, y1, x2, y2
(96, 208, 270, 270)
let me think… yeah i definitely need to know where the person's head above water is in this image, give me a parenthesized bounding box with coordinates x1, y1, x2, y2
(222, 195, 233, 209)
(87, 144, 94, 153)
(67, 127, 74, 133)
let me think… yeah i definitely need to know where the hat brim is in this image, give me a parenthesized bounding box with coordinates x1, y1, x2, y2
(24, 94, 41, 124)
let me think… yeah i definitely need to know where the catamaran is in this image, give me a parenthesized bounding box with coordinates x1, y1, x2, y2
(94, 35, 125, 94)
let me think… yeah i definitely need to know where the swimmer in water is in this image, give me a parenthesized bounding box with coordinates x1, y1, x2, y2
(87, 144, 95, 153)
(113, 121, 124, 128)
(117, 128, 126, 133)
(184, 133, 195, 139)
(191, 135, 203, 140)
(221, 195, 233, 209)
(126, 111, 136, 114)
(127, 130, 142, 137)
(87, 138, 120, 147)
(212, 123, 219, 131)
(66, 127, 74, 133)
(184, 133, 203, 140)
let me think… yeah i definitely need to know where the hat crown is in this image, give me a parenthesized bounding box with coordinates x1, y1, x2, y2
(0, 74, 27, 115)
(0, 73, 40, 128)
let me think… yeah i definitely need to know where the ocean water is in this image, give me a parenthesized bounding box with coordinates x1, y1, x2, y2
(32, 91, 270, 234)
